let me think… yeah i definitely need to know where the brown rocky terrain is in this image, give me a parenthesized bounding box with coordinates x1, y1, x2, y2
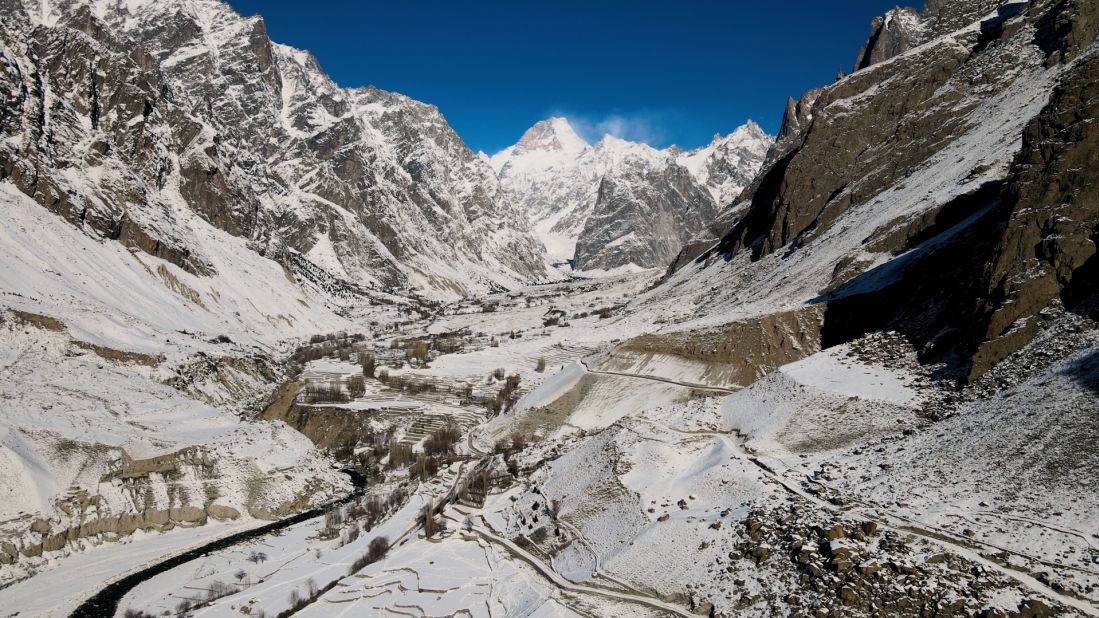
(648, 0, 1099, 384)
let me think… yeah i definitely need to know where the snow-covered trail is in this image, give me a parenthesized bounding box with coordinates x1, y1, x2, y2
(444, 511, 694, 618)
(577, 359, 736, 393)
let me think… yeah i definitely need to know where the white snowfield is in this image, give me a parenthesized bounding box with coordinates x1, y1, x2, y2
(0, 185, 344, 354)
(513, 362, 586, 413)
(779, 345, 918, 405)
(722, 345, 924, 455)
(298, 532, 583, 618)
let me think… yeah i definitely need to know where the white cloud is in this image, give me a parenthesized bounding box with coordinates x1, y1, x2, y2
(550, 109, 684, 146)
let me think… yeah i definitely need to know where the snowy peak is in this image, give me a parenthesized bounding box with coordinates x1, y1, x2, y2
(513, 117, 589, 155)
(727, 119, 769, 146)
(677, 121, 773, 206)
(492, 117, 773, 269)
(590, 134, 670, 172)
(698, 120, 767, 149)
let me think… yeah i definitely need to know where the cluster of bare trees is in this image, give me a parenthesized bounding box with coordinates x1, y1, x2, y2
(359, 351, 376, 377)
(458, 466, 499, 507)
(300, 382, 350, 404)
(366, 423, 463, 483)
(349, 536, 390, 574)
(422, 501, 439, 537)
(410, 452, 439, 480)
(543, 314, 564, 327)
(293, 332, 367, 364)
(382, 374, 437, 394)
(348, 494, 389, 532)
(308, 332, 367, 345)
(494, 432, 529, 478)
(386, 332, 472, 368)
(347, 375, 366, 398)
(423, 423, 461, 456)
(386, 440, 414, 469)
(494, 432, 528, 455)
(168, 579, 241, 615)
(404, 341, 430, 365)
(282, 578, 325, 617)
(483, 373, 522, 416)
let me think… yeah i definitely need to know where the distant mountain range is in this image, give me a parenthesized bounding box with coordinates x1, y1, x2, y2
(490, 117, 771, 271)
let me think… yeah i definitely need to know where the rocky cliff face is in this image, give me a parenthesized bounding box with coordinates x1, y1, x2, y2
(854, 7, 926, 70)
(491, 117, 771, 270)
(0, 0, 552, 299)
(573, 162, 720, 271)
(963, 42, 1099, 377)
(813, 0, 1099, 381)
(643, 0, 1097, 383)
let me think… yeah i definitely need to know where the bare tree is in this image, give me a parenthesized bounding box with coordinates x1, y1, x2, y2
(359, 351, 376, 378)
(348, 374, 366, 398)
(422, 501, 437, 537)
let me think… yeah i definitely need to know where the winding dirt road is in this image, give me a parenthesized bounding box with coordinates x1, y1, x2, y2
(578, 359, 736, 393)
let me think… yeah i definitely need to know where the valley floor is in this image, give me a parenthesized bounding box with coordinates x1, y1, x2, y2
(2, 273, 1098, 618)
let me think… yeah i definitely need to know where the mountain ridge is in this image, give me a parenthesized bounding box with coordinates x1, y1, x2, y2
(0, 0, 557, 301)
(490, 116, 772, 269)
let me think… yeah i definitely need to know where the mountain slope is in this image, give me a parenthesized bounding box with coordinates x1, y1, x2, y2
(631, 0, 1098, 385)
(490, 117, 771, 270)
(0, 0, 554, 300)
(0, 0, 557, 586)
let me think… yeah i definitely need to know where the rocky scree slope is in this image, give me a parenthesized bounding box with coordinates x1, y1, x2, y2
(0, 0, 554, 300)
(491, 117, 771, 271)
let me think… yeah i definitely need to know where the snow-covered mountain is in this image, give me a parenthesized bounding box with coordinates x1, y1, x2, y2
(0, 0, 555, 301)
(0, 0, 559, 585)
(631, 0, 1099, 387)
(490, 117, 771, 270)
(675, 124, 773, 207)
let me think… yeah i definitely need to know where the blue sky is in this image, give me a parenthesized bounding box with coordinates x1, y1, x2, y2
(226, 1, 918, 153)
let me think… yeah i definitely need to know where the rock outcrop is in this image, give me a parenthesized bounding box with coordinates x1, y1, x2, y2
(964, 47, 1099, 378)
(573, 163, 719, 271)
(854, 7, 926, 70)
